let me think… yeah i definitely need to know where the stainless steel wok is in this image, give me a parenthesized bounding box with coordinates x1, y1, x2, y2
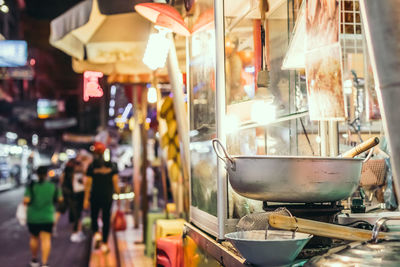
(212, 138, 379, 203)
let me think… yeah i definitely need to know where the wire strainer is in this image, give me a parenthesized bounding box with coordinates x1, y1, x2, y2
(236, 208, 297, 240)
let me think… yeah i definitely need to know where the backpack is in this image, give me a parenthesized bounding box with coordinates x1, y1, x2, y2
(28, 181, 59, 205)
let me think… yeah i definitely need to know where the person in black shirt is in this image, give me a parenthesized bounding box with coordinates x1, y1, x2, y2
(84, 142, 120, 253)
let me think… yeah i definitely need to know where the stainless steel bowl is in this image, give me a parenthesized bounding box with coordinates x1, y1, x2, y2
(225, 230, 312, 266)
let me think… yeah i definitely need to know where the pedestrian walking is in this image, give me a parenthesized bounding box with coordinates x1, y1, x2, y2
(69, 160, 86, 242)
(24, 166, 63, 267)
(84, 142, 120, 253)
(58, 160, 75, 233)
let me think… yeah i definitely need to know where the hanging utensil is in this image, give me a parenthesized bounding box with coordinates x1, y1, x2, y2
(256, 0, 270, 89)
(183, 0, 195, 12)
(300, 118, 315, 155)
(342, 137, 379, 158)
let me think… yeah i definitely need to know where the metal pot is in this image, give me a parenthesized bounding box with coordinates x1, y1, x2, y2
(212, 138, 378, 203)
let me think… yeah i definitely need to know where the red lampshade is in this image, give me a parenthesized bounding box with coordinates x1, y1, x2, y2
(191, 8, 214, 34)
(135, 3, 190, 36)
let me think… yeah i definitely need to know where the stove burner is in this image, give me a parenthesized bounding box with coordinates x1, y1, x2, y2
(262, 202, 343, 223)
(297, 246, 331, 259)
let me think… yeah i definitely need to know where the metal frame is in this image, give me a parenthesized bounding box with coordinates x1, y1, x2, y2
(188, 0, 220, 238)
(359, 0, 400, 205)
(190, 206, 218, 237)
(166, 34, 190, 214)
(183, 223, 246, 267)
(215, 0, 229, 241)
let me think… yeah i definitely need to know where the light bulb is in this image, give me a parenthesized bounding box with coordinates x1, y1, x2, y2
(147, 87, 157, 103)
(142, 27, 171, 70)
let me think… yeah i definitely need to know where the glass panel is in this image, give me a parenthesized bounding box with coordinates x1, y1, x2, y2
(293, 0, 382, 157)
(189, 0, 218, 217)
(224, 0, 297, 219)
(219, 0, 385, 220)
(224, 0, 294, 158)
(338, 0, 382, 154)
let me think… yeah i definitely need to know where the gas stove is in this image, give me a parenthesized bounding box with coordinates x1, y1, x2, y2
(262, 202, 343, 223)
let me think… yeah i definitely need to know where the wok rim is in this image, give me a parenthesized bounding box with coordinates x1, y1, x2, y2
(230, 155, 364, 161)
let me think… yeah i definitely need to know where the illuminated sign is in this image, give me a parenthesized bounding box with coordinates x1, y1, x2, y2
(83, 71, 104, 102)
(0, 40, 27, 67)
(37, 99, 59, 119)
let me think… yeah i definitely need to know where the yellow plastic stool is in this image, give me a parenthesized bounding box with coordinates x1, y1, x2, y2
(155, 219, 186, 241)
(154, 219, 186, 266)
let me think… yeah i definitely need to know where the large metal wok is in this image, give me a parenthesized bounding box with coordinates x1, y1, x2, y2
(212, 138, 379, 203)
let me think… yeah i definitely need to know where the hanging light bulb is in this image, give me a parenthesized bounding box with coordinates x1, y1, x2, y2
(147, 86, 158, 103)
(142, 26, 171, 70)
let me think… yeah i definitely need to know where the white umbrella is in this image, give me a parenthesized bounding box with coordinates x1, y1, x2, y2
(50, 0, 151, 66)
(50, 0, 187, 75)
(71, 34, 187, 76)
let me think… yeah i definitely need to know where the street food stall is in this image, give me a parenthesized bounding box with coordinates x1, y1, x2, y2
(183, 0, 400, 266)
(49, 0, 400, 265)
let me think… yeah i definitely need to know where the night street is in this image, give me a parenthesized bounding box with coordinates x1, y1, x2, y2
(0, 187, 90, 267)
(0, 0, 399, 266)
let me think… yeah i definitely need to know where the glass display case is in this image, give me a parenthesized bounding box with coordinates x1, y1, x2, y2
(188, 0, 299, 238)
(188, 0, 385, 239)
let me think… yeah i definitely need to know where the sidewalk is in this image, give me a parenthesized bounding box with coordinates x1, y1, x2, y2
(89, 213, 153, 267)
(115, 214, 153, 267)
(89, 231, 118, 267)
(50, 213, 91, 267)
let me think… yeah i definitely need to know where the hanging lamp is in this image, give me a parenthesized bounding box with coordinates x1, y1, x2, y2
(135, 3, 190, 36)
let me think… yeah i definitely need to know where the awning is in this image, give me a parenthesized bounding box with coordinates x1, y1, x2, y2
(50, 0, 151, 67)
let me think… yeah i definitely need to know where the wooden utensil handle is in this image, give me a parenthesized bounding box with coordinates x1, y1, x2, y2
(259, 0, 269, 22)
(269, 214, 390, 241)
(342, 137, 380, 158)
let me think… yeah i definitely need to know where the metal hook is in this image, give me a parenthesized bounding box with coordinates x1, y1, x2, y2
(363, 147, 375, 163)
(271, 207, 297, 239)
(275, 207, 294, 218)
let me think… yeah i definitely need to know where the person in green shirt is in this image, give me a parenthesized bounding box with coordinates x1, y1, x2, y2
(24, 166, 63, 267)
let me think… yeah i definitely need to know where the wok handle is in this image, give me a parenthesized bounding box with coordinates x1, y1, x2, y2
(212, 139, 234, 166)
(269, 213, 391, 241)
(371, 217, 400, 243)
(342, 137, 380, 158)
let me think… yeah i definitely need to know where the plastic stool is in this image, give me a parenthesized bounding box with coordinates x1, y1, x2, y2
(155, 219, 186, 240)
(156, 235, 183, 267)
(145, 212, 166, 257)
(156, 252, 171, 267)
